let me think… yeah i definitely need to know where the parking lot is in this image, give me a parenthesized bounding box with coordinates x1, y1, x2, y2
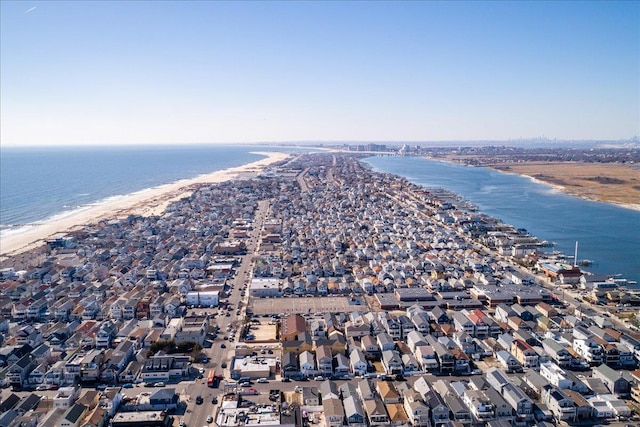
(248, 296, 363, 315)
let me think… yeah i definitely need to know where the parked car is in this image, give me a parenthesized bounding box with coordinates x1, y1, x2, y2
(257, 378, 268, 383)
(154, 382, 165, 387)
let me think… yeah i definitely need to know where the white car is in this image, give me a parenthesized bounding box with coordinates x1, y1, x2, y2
(206, 415, 213, 423)
(257, 378, 268, 383)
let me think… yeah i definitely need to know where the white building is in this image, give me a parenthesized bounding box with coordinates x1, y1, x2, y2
(540, 361, 572, 390)
(185, 290, 219, 307)
(249, 278, 281, 298)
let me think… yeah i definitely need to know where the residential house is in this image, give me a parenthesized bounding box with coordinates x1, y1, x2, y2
(334, 353, 350, 376)
(510, 339, 539, 369)
(573, 338, 604, 366)
(361, 335, 380, 359)
(320, 380, 340, 401)
(323, 397, 345, 427)
(541, 385, 576, 423)
(401, 354, 420, 375)
(542, 338, 572, 368)
(592, 363, 631, 398)
(350, 348, 367, 376)
(414, 345, 438, 371)
(8, 354, 37, 389)
(299, 350, 316, 378)
(377, 332, 396, 352)
(282, 352, 299, 379)
(363, 398, 390, 427)
(382, 350, 403, 375)
(281, 314, 307, 341)
(302, 386, 320, 406)
(463, 389, 494, 422)
(402, 390, 430, 427)
(377, 380, 401, 404)
(502, 383, 534, 423)
(357, 379, 376, 401)
(467, 310, 489, 338)
(485, 387, 514, 421)
(139, 355, 190, 382)
(563, 389, 594, 422)
(496, 350, 522, 373)
(343, 394, 366, 427)
(386, 402, 409, 426)
(316, 345, 333, 376)
(429, 307, 451, 325)
(425, 389, 450, 424)
(59, 403, 87, 427)
(453, 312, 475, 335)
(406, 331, 428, 353)
(426, 335, 454, 374)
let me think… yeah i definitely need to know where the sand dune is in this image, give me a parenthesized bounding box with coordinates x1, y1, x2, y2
(0, 151, 291, 259)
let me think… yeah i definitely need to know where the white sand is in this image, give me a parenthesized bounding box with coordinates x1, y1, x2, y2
(0, 151, 291, 259)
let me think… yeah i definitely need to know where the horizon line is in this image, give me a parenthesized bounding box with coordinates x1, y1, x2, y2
(2, 137, 639, 149)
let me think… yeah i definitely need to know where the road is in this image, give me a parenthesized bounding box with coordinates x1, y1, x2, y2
(184, 199, 270, 426)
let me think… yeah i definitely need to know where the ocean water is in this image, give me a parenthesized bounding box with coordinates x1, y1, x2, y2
(0, 144, 295, 237)
(363, 155, 640, 284)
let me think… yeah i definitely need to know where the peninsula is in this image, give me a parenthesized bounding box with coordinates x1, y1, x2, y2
(1, 152, 639, 427)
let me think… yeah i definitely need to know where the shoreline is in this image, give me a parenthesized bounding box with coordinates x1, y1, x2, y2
(0, 151, 291, 259)
(426, 156, 640, 212)
(500, 168, 640, 212)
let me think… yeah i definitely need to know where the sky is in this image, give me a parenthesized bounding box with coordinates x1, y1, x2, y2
(0, 1, 638, 147)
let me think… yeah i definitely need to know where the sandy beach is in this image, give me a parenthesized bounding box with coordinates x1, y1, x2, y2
(0, 151, 291, 259)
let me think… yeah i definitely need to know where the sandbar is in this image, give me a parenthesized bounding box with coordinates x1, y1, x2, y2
(0, 151, 291, 259)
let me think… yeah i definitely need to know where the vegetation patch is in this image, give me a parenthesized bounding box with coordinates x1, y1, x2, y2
(582, 176, 626, 184)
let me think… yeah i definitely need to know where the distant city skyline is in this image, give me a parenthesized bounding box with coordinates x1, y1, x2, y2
(1, 1, 638, 147)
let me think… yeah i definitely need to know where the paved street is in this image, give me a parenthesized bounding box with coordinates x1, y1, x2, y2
(184, 199, 270, 426)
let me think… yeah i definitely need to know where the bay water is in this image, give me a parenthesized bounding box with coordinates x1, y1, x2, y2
(363, 155, 640, 284)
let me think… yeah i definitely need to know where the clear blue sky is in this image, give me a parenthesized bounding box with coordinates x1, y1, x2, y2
(1, 0, 638, 146)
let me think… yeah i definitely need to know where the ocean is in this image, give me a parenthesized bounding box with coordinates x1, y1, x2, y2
(1, 145, 638, 283)
(0, 144, 296, 237)
(363, 155, 640, 284)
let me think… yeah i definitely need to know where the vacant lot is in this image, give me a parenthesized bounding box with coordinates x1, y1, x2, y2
(247, 323, 278, 342)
